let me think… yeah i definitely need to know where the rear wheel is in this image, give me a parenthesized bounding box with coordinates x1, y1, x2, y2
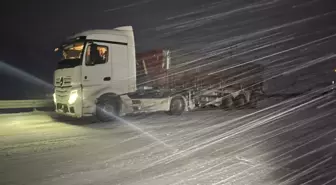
(221, 95, 234, 110)
(248, 92, 258, 108)
(234, 94, 246, 109)
(166, 97, 185, 115)
(96, 97, 120, 122)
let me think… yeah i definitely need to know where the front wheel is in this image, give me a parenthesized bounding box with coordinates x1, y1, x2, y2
(166, 97, 186, 116)
(96, 98, 120, 122)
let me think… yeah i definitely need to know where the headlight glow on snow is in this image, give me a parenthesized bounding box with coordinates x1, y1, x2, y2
(68, 90, 78, 105)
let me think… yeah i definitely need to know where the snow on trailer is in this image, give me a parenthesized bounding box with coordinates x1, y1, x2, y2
(135, 49, 171, 89)
(131, 49, 265, 114)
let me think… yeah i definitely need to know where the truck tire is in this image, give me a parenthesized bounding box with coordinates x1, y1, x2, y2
(234, 94, 246, 109)
(96, 97, 120, 122)
(166, 97, 185, 116)
(221, 95, 234, 110)
(248, 92, 258, 108)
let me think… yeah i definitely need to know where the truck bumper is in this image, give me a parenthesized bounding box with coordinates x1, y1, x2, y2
(55, 102, 82, 118)
(54, 88, 83, 118)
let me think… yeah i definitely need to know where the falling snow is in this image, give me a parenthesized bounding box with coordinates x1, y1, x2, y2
(1, 0, 336, 184)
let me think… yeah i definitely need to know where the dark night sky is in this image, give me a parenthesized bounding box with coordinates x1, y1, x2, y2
(0, 0, 336, 99)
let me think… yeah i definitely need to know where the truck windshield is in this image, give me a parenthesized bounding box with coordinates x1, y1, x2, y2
(56, 41, 85, 69)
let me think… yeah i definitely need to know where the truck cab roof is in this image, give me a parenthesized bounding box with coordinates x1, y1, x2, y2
(68, 26, 135, 46)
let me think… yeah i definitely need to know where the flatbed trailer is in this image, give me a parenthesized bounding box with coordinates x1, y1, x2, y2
(127, 49, 264, 114)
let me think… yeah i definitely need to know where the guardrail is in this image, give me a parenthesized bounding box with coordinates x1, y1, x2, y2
(0, 99, 54, 109)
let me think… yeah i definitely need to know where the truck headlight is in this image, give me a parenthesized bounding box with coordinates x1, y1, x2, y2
(53, 93, 56, 104)
(68, 90, 78, 105)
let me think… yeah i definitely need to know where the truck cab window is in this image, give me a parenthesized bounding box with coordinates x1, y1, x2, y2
(85, 44, 109, 65)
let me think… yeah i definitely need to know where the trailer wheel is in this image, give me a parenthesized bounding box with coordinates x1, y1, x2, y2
(248, 92, 258, 108)
(234, 94, 246, 109)
(221, 95, 234, 110)
(166, 97, 185, 116)
(96, 97, 120, 122)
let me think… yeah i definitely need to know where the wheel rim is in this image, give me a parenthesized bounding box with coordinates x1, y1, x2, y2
(222, 97, 233, 108)
(171, 99, 182, 112)
(103, 104, 115, 115)
(226, 98, 233, 105)
(236, 96, 246, 107)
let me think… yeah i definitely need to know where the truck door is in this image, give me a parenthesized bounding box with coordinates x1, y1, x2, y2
(81, 42, 112, 98)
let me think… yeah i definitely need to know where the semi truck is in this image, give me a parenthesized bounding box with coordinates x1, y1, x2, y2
(53, 26, 264, 122)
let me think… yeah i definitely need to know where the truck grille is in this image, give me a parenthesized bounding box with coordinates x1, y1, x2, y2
(55, 87, 71, 102)
(55, 76, 72, 87)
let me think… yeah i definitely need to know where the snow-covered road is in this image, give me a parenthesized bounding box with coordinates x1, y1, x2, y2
(1, 95, 336, 185)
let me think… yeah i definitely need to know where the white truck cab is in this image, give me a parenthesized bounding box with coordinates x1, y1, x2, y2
(54, 26, 136, 117)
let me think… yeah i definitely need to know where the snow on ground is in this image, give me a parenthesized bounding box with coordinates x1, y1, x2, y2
(1, 95, 336, 185)
(1, 1, 335, 184)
